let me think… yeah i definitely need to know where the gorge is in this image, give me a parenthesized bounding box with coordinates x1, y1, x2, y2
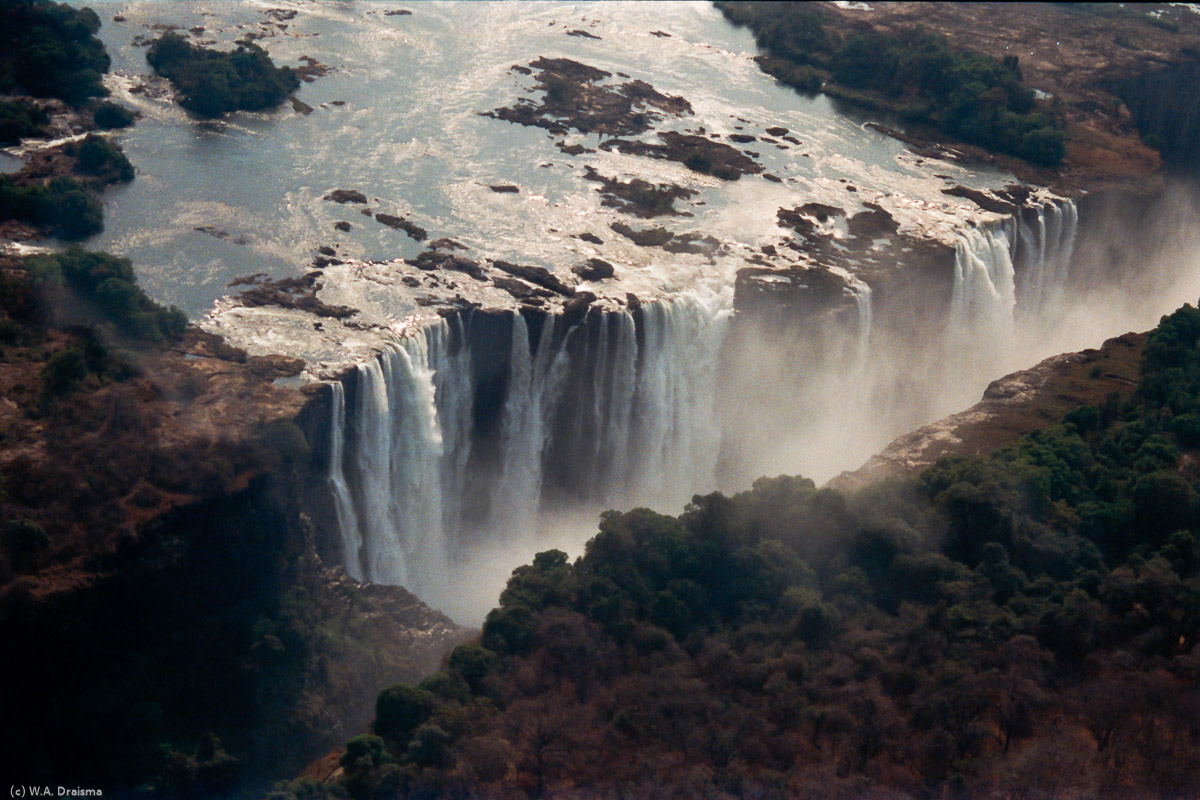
(5, 1, 1200, 797)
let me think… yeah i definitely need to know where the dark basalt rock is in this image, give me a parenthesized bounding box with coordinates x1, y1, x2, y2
(765, 126, 789, 136)
(600, 131, 762, 180)
(942, 185, 1017, 215)
(492, 275, 554, 300)
(575, 232, 604, 245)
(324, 189, 367, 204)
(566, 29, 601, 39)
(235, 271, 357, 319)
(374, 213, 427, 241)
(729, 133, 756, 144)
(662, 232, 720, 255)
(411, 250, 486, 280)
(491, 259, 575, 296)
(847, 203, 899, 238)
(763, 174, 783, 183)
(489, 184, 520, 193)
(582, 166, 695, 217)
(429, 237, 468, 251)
(484, 56, 692, 137)
(572, 258, 615, 281)
(611, 221, 674, 247)
(333, 221, 351, 232)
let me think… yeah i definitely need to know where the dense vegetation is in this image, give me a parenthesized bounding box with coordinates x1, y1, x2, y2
(0, 174, 104, 239)
(306, 302, 1200, 799)
(0, 1, 109, 105)
(146, 32, 301, 118)
(93, 100, 136, 130)
(0, 99, 50, 145)
(68, 132, 136, 184)
(25, 248, 187, 346)
(716, 2, 1067, 166)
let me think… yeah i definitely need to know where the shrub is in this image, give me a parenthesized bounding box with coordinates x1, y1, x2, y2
(40, 347, 88, 397)
(70, 134, 135, 184)
(93, 101, 135, 130)
(373, 685, 434, 743)
(0, 99, 50, 145)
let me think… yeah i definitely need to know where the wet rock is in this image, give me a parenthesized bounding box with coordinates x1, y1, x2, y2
(411, 250, 486, 280)
(384, 9, 412, 15)
(557, 142, 591, 156)
(729, 133, 756, 144)
(235, 271, 357, 319)
(846, 203, 899, 238)
(601, 131, 762, 180)
(763, 174, 782, 183)
(401, 276, 420, 287)
(491, 259, 575, 296)
(583, 165, 695, 217)
(566, 29, 601, 39)
(662, 232, 720, 255)
(324, 189, 367, 204)
(765, 126, 789, 136)
(374, 213, 427, 241)
(611, 221, 674, 247)
(942, 185, 1016, 214)
(484, 56, 692, 137)
(572, 258, 615, 281)
(317, 245, 336, 256)
(650, 30, 670, 37)
(575, 232, 604, 245)
(492, 275, 554, 300)
(429, 238, 467, 251)
(334, 221, 351, 232)
(489, 184, 520, 193)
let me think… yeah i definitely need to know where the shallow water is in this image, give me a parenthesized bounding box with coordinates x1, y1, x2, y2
(80, 0, 1013, 319)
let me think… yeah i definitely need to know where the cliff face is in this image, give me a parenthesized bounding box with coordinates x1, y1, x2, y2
(831, 330, 1146, 490)
(0, 262, 466, 795)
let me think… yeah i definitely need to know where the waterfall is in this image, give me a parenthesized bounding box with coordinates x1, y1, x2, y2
(327, 381, 362, 579)
(951, 198, 1078, 342)
(327, 292, 730, 615)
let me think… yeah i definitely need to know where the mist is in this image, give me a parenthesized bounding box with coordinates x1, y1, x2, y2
(327, 185, 1200, 625)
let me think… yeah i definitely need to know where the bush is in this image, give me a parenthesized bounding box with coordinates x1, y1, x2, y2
(146, 32, 300, 118)
(0, 99, 49, 145)
(373, 685, 434, 743)
(40, 347, 89, 397)
(93, 101, 135, 130)
(70, 134, 135, 184)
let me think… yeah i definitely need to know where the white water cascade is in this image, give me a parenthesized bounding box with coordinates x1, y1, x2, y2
(326, 292, 731, 617)
(950, 198, 1079, 345)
